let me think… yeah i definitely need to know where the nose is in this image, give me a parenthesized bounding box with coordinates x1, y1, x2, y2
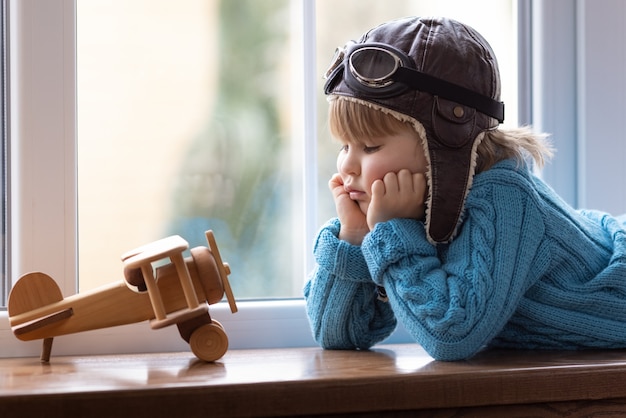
(337, 149, 360, 176)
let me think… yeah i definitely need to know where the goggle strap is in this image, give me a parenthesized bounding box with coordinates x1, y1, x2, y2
(393, 67, 504, 123)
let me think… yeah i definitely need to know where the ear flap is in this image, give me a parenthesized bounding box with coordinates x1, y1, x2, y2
(425, 97, 482, 243)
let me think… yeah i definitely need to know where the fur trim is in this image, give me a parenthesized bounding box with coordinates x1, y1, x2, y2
(441, 131, 485, 244)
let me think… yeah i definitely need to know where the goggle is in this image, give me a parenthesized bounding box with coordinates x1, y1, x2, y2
(324, 42, 505, 123)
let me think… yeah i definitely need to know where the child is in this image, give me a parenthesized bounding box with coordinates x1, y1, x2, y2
(304, 16, 626, 361)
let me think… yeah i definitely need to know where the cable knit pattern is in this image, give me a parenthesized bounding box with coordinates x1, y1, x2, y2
(304, 159, 626, 360)
(303, 218, 397, 350)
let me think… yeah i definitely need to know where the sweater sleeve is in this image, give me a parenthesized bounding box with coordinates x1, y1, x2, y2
(303, 218, 397, 350)
(362, 173, 550, 361)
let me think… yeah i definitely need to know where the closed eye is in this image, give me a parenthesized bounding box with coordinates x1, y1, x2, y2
(364, 145, 381, 153)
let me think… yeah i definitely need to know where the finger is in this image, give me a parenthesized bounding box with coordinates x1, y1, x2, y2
(329, 173, 343, 188)
(412, 172, 427, 198)
(371, 179, 385, 198)
(412, 172, 424, 181)
(329, 174, 345, 196)
(382, 171, 399, 194)
(396, 169, 413, 191)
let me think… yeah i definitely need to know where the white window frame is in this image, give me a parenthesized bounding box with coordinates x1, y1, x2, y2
(4, 0, 622, 358)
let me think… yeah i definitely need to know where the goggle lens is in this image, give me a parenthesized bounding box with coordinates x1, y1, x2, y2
(349, 47, 401, 87)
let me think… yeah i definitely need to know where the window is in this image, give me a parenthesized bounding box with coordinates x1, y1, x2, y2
(13, 0, 604, 357)
(77, 0, 519, 298)
(77, 0, 309, 298)
(533, 0, 626, 214)
(0, 0, 6, 307)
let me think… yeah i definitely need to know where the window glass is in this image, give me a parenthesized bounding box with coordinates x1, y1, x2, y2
(77, 0, 302, 297)
(76, 0, 516, 300)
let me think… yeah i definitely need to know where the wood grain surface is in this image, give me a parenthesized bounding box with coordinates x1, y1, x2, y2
(2, 344, 626, 417)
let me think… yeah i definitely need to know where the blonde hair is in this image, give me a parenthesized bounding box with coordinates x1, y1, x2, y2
(329, 96, 418, 144)
(328, 97, 553, 172)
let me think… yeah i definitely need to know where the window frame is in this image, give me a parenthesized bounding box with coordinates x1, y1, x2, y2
(0, 0, 7, 306)
(6, 0, 615, 358)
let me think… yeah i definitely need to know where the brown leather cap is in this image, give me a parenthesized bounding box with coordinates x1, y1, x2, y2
(325, 17, 503, 243)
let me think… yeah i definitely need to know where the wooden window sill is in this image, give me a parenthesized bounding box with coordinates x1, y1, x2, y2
(2, 344, 626, 417)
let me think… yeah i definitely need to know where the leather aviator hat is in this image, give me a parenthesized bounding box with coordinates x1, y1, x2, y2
(324, 16, 504, 243)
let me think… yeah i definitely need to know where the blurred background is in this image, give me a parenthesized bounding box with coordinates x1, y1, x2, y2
(76, 0, 516, 297)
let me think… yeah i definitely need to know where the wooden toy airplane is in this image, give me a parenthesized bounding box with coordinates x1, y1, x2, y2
(7, 230, 237, 363)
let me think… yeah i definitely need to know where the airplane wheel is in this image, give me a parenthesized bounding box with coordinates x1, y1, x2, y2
(212, 319, 225, 331)
(189, 323, 228, 362)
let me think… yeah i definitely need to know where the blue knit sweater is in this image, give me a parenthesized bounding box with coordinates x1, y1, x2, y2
(304, 159, 626, 361)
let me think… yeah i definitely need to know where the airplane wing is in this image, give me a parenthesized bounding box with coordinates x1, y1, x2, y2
(12, 308, 74, 337)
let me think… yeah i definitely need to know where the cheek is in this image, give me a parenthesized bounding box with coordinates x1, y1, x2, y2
(393, 152, 428, 175)
(361, 161, 387, 191)
(366, 153, 397, 173)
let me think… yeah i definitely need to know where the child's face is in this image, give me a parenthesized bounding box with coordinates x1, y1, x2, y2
(336, 132, 428, 216)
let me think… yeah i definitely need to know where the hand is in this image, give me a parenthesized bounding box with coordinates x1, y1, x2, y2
(367, 169, 427, 230)
(329, 173, 369, 245)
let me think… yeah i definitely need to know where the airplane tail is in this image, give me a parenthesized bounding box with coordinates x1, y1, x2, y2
(8, 272, 68, 362)
(8, 272, 64, 318)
